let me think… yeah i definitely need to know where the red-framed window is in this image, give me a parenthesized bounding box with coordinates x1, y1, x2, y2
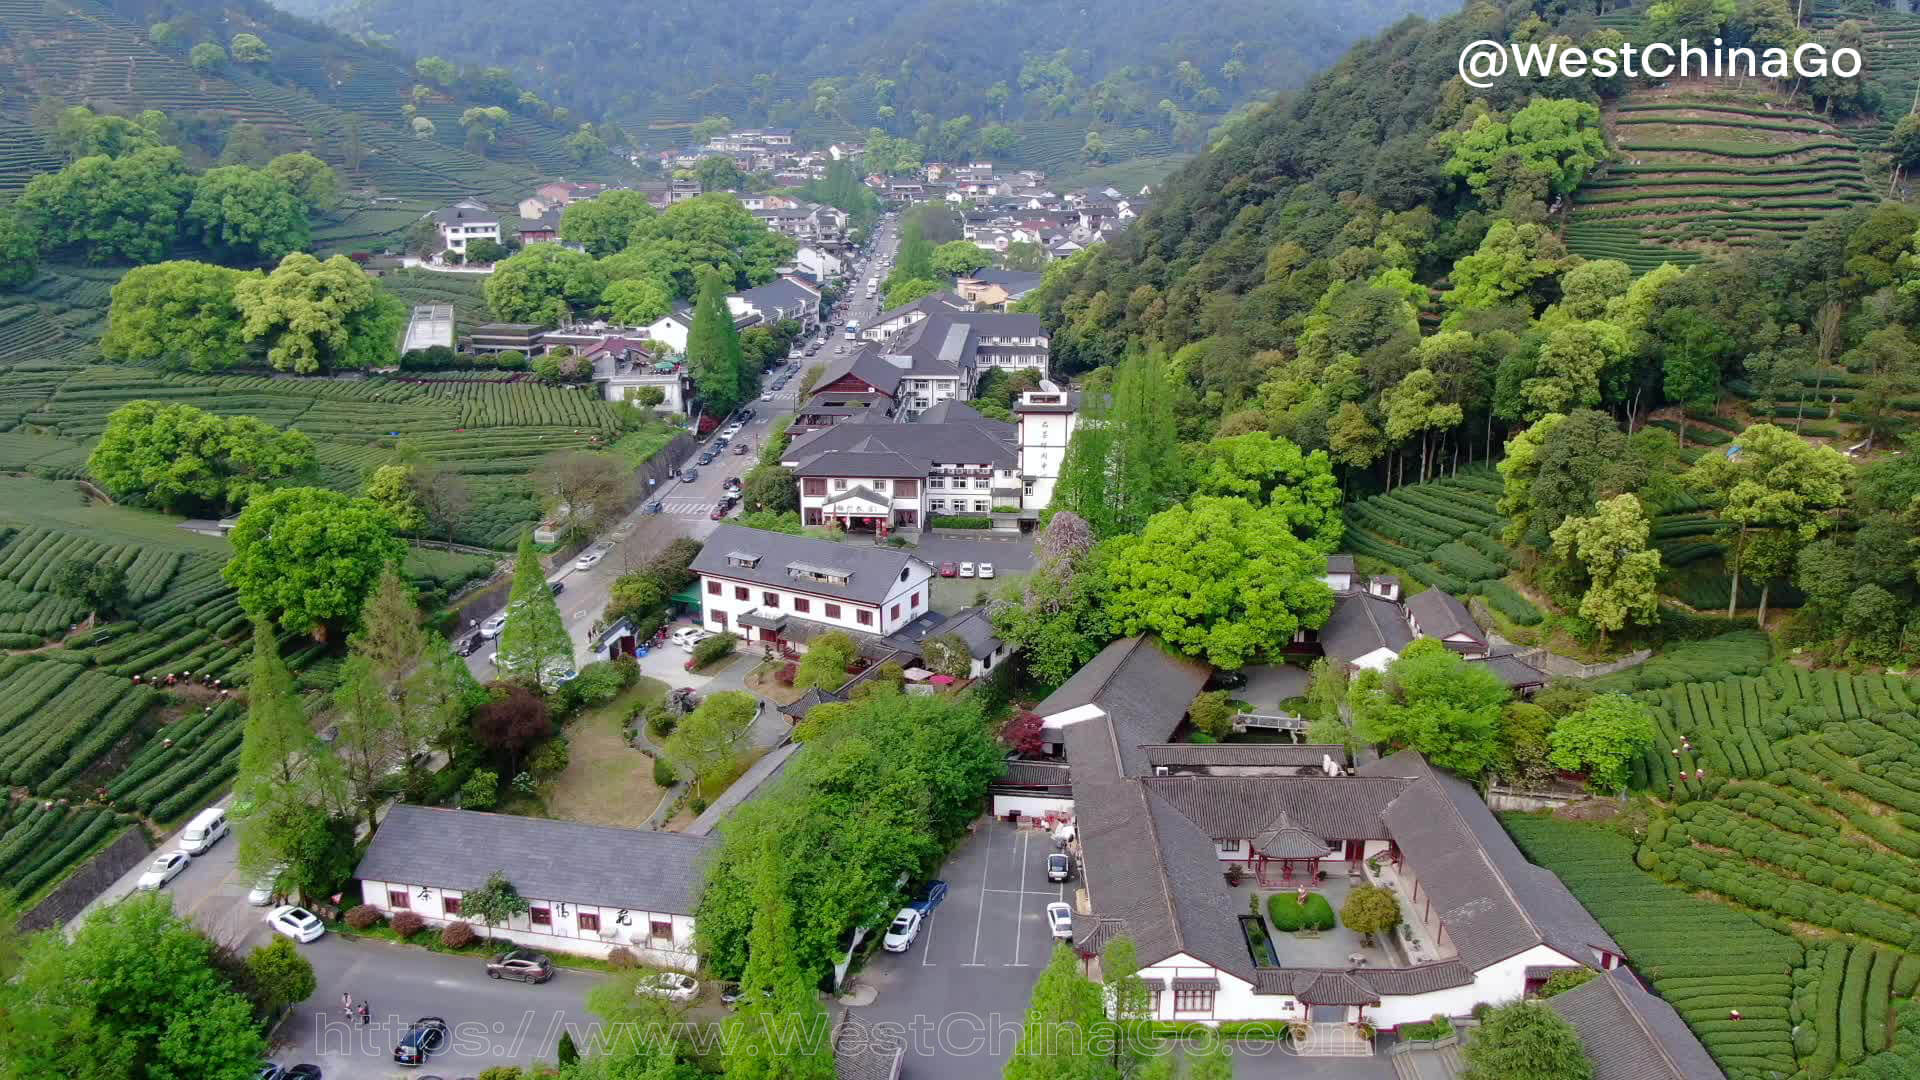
(735, 586, 750, 601)
(825, 603, 841, 619)
(793, 598, 810, 613)
(530, 907, 552, 926)
(650, 919, 674, 941)
(890, 604, 901, 620)
(706, 580, 721, 594)
(857, 609, 873, 626)
(443, 896, 461, 915)
(577, 911, 600, 932)
(388, 890, 410, 909)
(910, 592, 920, 609)
(763, 592, 779, 607)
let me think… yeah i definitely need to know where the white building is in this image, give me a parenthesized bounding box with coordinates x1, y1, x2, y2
(1013, 388, 1079, 510)
(353, 805, 715, 966)
(784, 403, 1024, 529)
(691, 525, 935, 648)
(401, 304, 454, 354)
(1016, 635, 1627, 1050)
(431, 201, 501, 258)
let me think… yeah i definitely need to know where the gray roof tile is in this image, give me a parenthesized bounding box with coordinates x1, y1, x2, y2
(1549, 968, 1725, 1080)
(355, 805, 715, 914)
(691, 525, 930, 606)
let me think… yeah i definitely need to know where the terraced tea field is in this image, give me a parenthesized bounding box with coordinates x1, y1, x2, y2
(1570, 91, 1876, 266)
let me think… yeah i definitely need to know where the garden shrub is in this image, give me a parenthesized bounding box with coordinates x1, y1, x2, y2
(607, 946, 637, 969)
(440, 920, 477, 949)
(345, 904, 381, 930)
(1267, 892, 1336, 932)
(390, 910, 426, 937)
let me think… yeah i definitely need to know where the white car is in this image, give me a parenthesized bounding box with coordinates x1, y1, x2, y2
(723, 423, 743, 438)
(761, 391, 773, 401)
(479, 613, 509, 639)
(882, 908, 923, 953)
(636, 972, 699, 1001)
(978, 562, 995, 579)
(671, 626, 713, 651)
(246, 864, 288, 906)
(958, 562, 975, 578)
(136, 851, 190, 891)
(268, 905, 326, 943)
(574, 550, 606, 571)
(1046, 902, 1074, 940)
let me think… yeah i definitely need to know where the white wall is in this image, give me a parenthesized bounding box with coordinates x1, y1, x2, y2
(700, 565, 931, 639)
(360, 878, 697, 968)
(991, 792, 1074, 818)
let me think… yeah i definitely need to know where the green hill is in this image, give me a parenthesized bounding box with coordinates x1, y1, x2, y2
(0, 0, 634, 201)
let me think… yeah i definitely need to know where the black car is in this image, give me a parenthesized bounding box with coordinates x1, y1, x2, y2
(644, 499, 664, 514)
(456, 635, 480, 657)
(697, 451, 717, 465)
(393, 1017, 449, 1065)
(549, 581, 564, 597)
(680, 468, 698, 482)
(738, 408, 755, 421)
(283, 1068, 321, 1080)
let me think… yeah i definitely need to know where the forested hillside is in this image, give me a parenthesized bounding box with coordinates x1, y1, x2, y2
(0, 0, 633, 200)
(288, 0, 1451, 166)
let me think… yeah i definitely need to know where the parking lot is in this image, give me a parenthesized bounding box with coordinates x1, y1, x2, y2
(853, 816, 1067, 1079)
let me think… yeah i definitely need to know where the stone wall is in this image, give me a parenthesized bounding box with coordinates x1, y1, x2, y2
(18, 825, 152, 932)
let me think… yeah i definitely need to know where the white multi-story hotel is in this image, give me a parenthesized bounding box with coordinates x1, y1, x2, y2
(691, 525, 935, 648)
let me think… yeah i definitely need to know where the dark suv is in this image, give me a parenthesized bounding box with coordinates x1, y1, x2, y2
(486, 948, 554, 984)
(392, 1017, 448, 1065)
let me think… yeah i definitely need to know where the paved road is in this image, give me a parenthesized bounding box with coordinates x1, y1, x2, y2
(460, 219, 904, 684)
(275, 935, 605, 1078)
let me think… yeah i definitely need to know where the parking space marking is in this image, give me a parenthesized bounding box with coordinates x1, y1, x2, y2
(963, 822, 993, 968)
(1011, 829, 1032, 968)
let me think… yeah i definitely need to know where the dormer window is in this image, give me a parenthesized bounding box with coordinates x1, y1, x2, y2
(726, 551, 761, 569)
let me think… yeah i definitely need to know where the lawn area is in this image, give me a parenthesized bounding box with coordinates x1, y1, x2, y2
(610, 420, 682, 468)
(544, 678, 670, 828)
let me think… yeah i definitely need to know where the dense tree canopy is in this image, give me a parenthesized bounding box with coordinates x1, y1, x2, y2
(101, 261, 255, 370)
(88, 400, 315, 513)
(223, 486, 407, 636)
(234, 253, 407, 372)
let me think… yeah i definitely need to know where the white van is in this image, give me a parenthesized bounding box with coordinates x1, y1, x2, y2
(178, 806, 228, 854)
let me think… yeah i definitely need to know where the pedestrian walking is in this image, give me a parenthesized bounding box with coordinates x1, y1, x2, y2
(341, 991, 353, 1019)
(359, 1002, 370, 1026)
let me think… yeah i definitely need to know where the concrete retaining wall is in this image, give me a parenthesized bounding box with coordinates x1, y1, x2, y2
(18, 824, 151, 932)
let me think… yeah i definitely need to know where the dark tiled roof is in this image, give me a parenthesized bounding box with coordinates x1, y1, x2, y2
(1324, 554, 1356, 575)
(1406, 589, 1484, 645)
(964, 268, 1044, 293)
(1139, 743, 1343, 771)
(355, 805, 715, 915)
(1361, 751, 1620, 969)
(1249, 960, 1475, 999)
(1549, 968, 1725, 1080)
(1469, 651, 1549, 689)
(1251, 813, 1328, 859)
(691, 525, 930, 605)
(833, 1009, 905, 1080)
(786, 419, 1015, 475)
(738, 277, 819, 315)
(778, 687, 847, 720)
(1318, 592, 1411, 664)
(997, 760, 1072, 789)
(1035, 636, 1210, 778)
(431, 203, 498, 226)
(1143, 775, 1406, 840)
(1291, 971, 1380, 1005)
(813, 347, 906, 398)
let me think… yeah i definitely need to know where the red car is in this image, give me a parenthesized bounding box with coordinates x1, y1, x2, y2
(939, 561, 957, 577)
(710, 505, 727, 520)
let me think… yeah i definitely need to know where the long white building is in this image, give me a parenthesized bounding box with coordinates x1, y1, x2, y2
(691, 524, 935, 648)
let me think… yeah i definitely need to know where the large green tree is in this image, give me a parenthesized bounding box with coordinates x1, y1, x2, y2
(1003, 944, 1117, 1080)
(497, 532, 575, 689)
(1684, 423, 1851, 617)
(101, 261, 254, 371)
(234, 253, 406, 373)
(1352, 639, 1510, 776)
(16, 145, 194, 264)
(185, 166, 310, 264)
(1547, 693, 1656, 792)
(485, 244, 608, 322)
(687, 270, 754, 413)
(223, 487, 406, 636)
(88, 400, 315, 512)
(1549, 493, 1663, 645)
(264, 152, 340, 213)
(1099, 496, 1334, 669)
(1442, 98, 1608, 204)
(559, 189, 660, 257)
(0, 892, 266, 1080)
(1462, 1000, 1593, 1080)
